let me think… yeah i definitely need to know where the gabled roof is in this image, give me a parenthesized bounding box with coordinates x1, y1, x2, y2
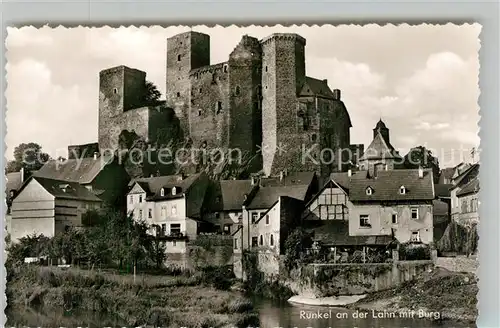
(450, 163, 479, 190)
(329, 170, 368, 192)
(349, 169, 435, 202)
(305, 220, 394, 246)
(34, 155, 114, 184)
(456, 177, 480, 197)
(304, 179, 348, 209)
(129, 173, 202, 201)
(299, 77, 335, 99)
(15, 176, 102, 202)
(246, 185, 310, 210)
(434, 184, 453, 198)
(219, 180, 253, 211)
(358, 131, 402, 161)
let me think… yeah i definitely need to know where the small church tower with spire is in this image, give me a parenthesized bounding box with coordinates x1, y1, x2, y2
(358, 119, 402, 175)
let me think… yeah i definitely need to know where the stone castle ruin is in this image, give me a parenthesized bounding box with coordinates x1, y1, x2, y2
(75, 31, 358, 178)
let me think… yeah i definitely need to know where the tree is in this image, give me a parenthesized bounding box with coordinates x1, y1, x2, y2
(6, 142, 50, 174)
(144, 80, 162, 105)
(403, 146, 440, 183)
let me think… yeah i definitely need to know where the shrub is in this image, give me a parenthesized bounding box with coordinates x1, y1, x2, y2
(200, 266, 234, 290)
(399, 242, 431, 261)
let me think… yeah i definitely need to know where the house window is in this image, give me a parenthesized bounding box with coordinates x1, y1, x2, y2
(311, 134, 317, 142)
(366, 187, 373, 196)
(234, 238, 238, 250)
(172, 187, 177, 196)
(129, 195, 133, 204)
(235, 86, 240, 96)
(161, 224, 166, 236)
(171, 205, 177, 216)
(139, 195, 143, 203)
(392, 214, 398, 224)
(411, 231, 421, 242)
(139, 209, 143, 219)
(215, 212, 220, 219)
(224, 224, 231, 233)
(251, 212, 259, 224)
(170, 223, 181, 235)
(359, 215, 371, 228)
(177, 54, 181, 61)
(259, 235, 263, 246)
(216, 101, 222, 114)
(265, 215, 270, 225)
(148, 208, 152, 219)
(161, 206, 166, 218)
(411, 208, 419, 220)
(160, 188, 165, 197)
(399, 186, 406, 195)
(270, 234, 274, 246)
(251, 237, 258, 247)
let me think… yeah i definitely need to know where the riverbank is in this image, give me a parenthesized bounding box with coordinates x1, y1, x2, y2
(6, 265, 259, 328)
(346, 267, 478, 324)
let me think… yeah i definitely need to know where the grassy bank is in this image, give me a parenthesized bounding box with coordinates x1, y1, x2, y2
(347, 267, 478, 323)
(7, 265, 259, 328)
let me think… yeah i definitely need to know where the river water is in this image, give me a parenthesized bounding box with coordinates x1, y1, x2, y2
(6, 300, 475, 328)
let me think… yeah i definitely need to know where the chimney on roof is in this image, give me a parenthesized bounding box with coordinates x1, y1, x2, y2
(177, 175, 183, 181)
(93, 152, 98, 160)
(323, 79, 328, 85)
(418, 166, 424, 178)
(333, 89, 341, 101)
(251, 176, 256, 186)
(347, 169, 352, 177)
(20, 167, 24, 183)
(279, 171, 284, 181)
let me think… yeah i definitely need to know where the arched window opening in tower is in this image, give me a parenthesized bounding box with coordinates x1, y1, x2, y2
(177, 54, 181, 61)
(216, 101, 223, 114)
(235, 86, 241, 96)
(176, 92, 180, 98)
(113, 88, 118, 94)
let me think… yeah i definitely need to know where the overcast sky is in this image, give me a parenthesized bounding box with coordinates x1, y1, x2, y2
(6, 24, 481, 167)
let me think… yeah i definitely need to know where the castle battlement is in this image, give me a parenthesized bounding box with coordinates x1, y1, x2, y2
(189, 62, 228, 77)
(260, 33, 307, 46)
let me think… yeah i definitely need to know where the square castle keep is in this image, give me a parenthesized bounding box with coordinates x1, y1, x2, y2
(97, 31, 356, 177)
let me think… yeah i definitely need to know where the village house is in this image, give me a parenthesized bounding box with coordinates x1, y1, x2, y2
(201, 179, 254, 236)
(357, 120, 403, 174)
(126, 172, 209, 259)
(33, 152, 130, 208)
(5, 168, 26, 235)
(455, 176, 480, 226)
(438, 162, 470, 185)
(332, 167, 435, 244)
(449, 163, 479, 222)
(9, 176, 103, 242)
(233, 171, 319, 277)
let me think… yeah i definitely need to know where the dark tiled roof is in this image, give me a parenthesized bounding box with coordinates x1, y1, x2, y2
(260, 171, 316, 188)
(130, 174, 201, 201)
(434, 184, 453, 198)
(301, 77, 335, 99)
(246, 185, 310, 210)
(219, 180, 253, 211)
(456, 177, 480, 197)
(330, 170, 368, 192)
(34, 156, 112, 184)
(16, 176, 102, 202)
(451, 163, 479, 189)
(349, 169, 435, 202)
(306, 220, 394, 246)
(358, 131, 401, 161)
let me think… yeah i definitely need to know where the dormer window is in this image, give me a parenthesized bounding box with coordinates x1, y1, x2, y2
(399, 186, 406, 195)
(172, 187, 177, 196)
(366, 187, 373, 196)
(160, 188, 165, 197)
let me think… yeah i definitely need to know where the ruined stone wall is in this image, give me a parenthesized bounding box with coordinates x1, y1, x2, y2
(228, 35, 263, 162)
(189, 63, 230, 149)
(166, 32, 210, 135)
(261, 34, 309, 176)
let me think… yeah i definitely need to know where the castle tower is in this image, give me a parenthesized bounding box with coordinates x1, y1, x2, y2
(98, 65, 147, 151)
(261, 33, 307, 176)
(166, 31, 210, 136)
(228, 35, 263, 168)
